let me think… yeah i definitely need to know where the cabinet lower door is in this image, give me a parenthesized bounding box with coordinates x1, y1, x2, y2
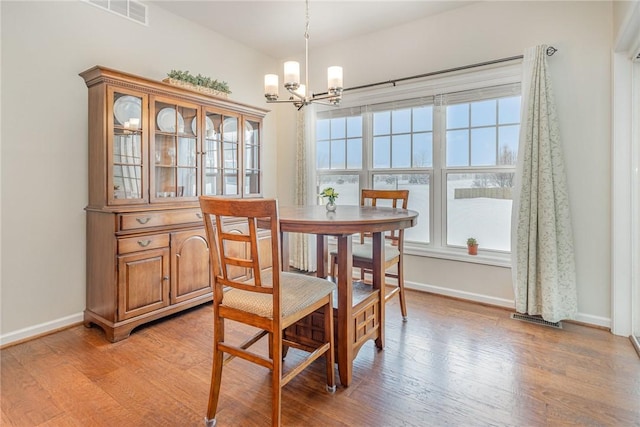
(117, 248, 170, 320)
(171, 229, 212, 303)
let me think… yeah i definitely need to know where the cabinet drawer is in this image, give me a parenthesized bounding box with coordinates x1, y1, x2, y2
(119, 234, 169, 254)
(119, 209, 203, 231)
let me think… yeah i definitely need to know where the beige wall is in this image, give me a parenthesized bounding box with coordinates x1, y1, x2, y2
(0, 1, 278, 340)
(275, 1, 614, 326)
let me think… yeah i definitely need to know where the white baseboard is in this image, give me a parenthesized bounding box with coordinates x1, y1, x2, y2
(0, 312, 84, 347)
(405, 280, 515, 309)
(573, 312, 611, 329)
(405, 280, 612, 330)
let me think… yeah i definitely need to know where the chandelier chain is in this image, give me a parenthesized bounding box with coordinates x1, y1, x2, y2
(304, 0, 310, 41)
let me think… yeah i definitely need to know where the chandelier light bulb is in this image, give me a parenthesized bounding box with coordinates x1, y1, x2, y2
(328, 66, 343, 91)
(264, 74, 279, 99)
(284, 61, 301, 89)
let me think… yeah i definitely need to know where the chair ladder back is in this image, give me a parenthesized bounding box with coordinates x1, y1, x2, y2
(217, 215, 266, 289)
(200, 197, 280, 295)
(360, 189, 410, 245)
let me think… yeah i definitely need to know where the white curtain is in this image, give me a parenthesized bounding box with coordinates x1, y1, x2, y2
(511, 45, 577, 323)
(290, 106, 317, 271)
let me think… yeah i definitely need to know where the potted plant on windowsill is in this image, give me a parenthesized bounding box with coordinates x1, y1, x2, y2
(467, 237, 479, 255)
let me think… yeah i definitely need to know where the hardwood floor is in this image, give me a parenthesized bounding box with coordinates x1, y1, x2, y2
(2, 290, 639, 426)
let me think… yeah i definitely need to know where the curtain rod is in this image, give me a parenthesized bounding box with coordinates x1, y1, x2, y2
(316, 46, 557, 96)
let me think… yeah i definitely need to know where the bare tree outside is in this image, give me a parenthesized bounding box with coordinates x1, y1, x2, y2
(472, 146, 516, 189)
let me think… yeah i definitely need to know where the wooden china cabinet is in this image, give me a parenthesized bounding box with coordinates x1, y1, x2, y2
(80, 66, 268, 342)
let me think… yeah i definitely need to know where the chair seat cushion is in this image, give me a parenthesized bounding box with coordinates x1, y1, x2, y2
(222, 271, 335, 319)
(331, 242, 400, 262)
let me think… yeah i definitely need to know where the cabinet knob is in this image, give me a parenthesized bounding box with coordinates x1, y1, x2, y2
(196, 213, 203, 219)
(137, 240, 152, 247)
(163, 276, 169, 281)
(136, 217, 151, 224)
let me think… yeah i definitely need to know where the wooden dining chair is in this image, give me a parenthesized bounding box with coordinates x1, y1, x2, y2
(199, 197, 336, 427)
(330, 189, 410, 320)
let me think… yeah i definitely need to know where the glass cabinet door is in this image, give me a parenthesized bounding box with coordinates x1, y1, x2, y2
(109, 88, 146, 204)
(202, 110, 221, 196)
(244, 118, 261, 196)
(221, 115, 240, 196)
(202, 110, 241, 197)
(151, 98, 198, 202)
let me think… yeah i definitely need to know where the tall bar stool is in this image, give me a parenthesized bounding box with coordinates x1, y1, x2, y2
(330, 189, 410, 320)
(199, 197, 336, 427)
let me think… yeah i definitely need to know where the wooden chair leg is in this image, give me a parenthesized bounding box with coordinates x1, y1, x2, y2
(271, 328, 283, 427)
(330, 254, 337, 279)
(397, 260, 407, 321)
(324, 299, 336, 392)
(205, 318, 225, 426)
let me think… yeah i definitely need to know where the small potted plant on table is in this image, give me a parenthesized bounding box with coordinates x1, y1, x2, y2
(319, 187, 339, 212)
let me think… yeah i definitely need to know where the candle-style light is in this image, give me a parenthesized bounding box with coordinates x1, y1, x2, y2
(283, 61, 301, 90)
(263, 0, 343, 109)
(327, 66, 343, 96)
(264, 74, 279, 101)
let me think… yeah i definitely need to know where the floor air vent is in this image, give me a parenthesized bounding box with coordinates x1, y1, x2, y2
(510, 313, 562, 329)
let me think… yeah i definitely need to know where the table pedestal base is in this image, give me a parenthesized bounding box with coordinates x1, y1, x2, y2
(284, 282, 381, 385)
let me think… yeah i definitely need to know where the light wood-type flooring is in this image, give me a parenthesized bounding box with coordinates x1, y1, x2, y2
(2, 290, 639, 426)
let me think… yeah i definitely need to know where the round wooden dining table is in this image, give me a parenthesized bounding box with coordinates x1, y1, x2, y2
(278, 204, 418, 386)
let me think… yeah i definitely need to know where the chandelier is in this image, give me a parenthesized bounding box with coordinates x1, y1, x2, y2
(263, 0, 343, 109)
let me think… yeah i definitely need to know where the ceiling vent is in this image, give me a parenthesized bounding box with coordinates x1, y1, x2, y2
(84, 0, 148, 26)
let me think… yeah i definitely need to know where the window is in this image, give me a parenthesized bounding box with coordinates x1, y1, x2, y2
(316, 81, 521, 256)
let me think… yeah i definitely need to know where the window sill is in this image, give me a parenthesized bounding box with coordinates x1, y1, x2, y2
(403, 243, 512, 268)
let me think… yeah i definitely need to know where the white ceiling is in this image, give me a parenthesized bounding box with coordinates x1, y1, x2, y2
(150, 1, 476, 59)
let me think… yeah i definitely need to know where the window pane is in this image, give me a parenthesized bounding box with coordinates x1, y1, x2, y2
(317, 174, 360, 206)
(498, 125, 519, 165)
(446, 172, 513, 251)
(347, 116, 362, 138)
(316, 119, 330, 140)
(373, 111, 391, 135)
(446, 103, 469, 129)
(499, 96, 521, 124)
(413, 106, 433, 132)
(446, 129, 469, 167)
(330, 117, 345, 139)
(392, 134, 411, 168)
(317, 139, 329, 169)
(373, 136, 390, 168)
(471, 127, 496, 166)
(471, 99, 496, 127)
(413, 132, 432, 167)
(330, 139, 346, 169)
(346, 138, 362, 169)
(373, 173, 430, 244)
(392, 108, 411, 134)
